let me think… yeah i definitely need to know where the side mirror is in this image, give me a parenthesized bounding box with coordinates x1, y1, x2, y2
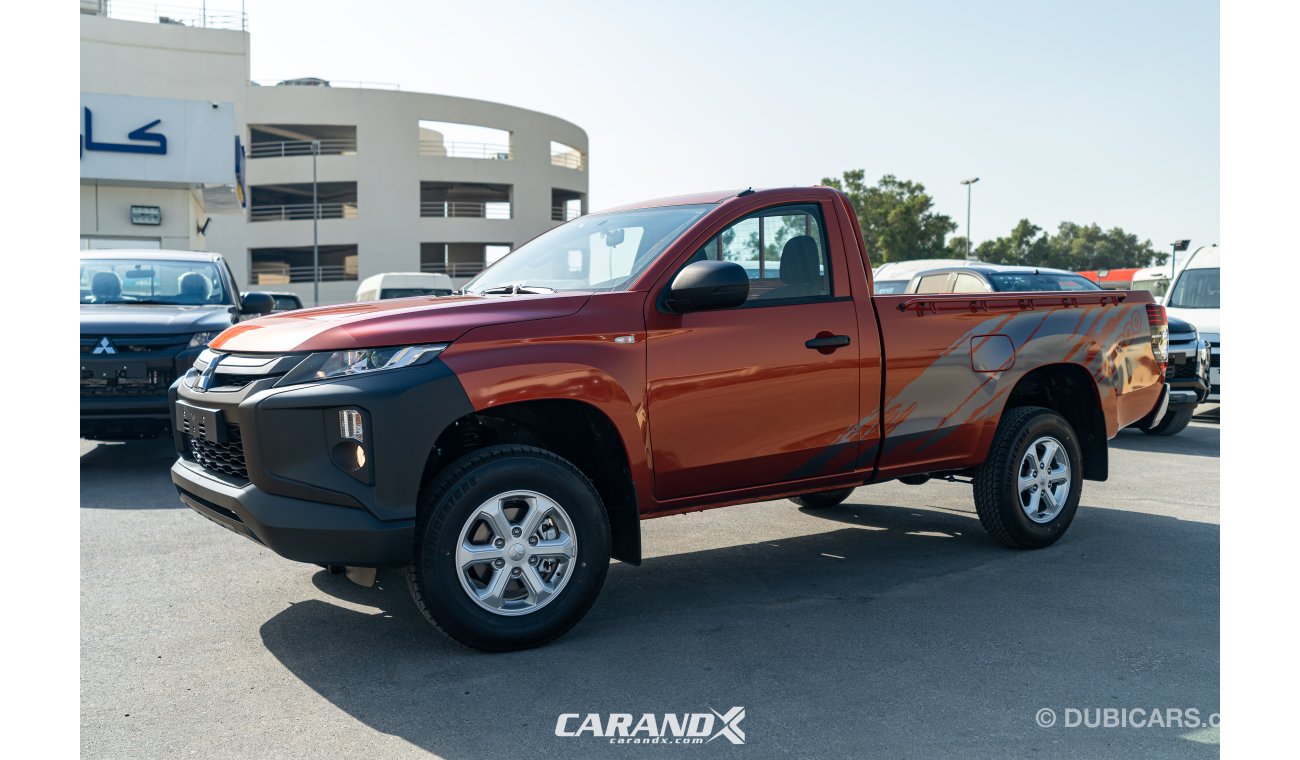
(241, 292, 275, 315)
(665, 260, 749, 313)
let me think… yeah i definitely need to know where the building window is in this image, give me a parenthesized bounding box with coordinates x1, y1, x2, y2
(250, 245, 359, 284)
(420, 243, 512, 279)
(550, 141, 585, 170)
(417, 121, 511, 160)
(249, 182, 358, 221)
(247, 125, 357, 158)
(551, 189, 584, 221)
(420, 182, 512, 219)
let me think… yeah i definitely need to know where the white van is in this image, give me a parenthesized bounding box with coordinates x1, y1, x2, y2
(355, 272, 455, 301)
(1130, 265, 1172, 299)
(1164, 245, 1219, 401)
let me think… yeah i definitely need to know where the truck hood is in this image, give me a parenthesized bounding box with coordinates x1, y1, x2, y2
(210, 293, 592, 353)
(80, 304, 238, 335)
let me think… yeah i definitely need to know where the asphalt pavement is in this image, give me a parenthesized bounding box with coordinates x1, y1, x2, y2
(81, 422, 1219, 759)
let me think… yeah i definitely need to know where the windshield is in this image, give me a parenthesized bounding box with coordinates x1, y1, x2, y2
(80, 259, 231, 305)
(873, 279, 909, 295)
(1166, 268, 1219, 309)
(987, 272, 1101, 292)
(463, 205, 713, 294)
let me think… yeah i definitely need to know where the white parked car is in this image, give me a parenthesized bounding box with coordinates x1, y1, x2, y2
(1163, 245, 1219, 402)
(872, 258, 981, 295)
(355, 272, 455, 301)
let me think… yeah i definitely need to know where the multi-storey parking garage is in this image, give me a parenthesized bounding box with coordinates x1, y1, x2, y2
(80, 3, 589, 305)
(225, 84, 589, 303)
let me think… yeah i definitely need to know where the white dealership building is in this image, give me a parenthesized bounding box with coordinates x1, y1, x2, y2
(80, 2, 589, 304)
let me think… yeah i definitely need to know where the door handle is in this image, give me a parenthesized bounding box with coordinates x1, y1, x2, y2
(805, 334, 851, 350)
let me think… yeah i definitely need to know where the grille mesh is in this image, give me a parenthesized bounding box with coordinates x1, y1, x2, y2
(1168, 359, 1200, 380)
(186, 426, 249, 481)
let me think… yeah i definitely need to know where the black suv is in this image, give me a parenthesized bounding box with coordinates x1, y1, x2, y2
(80, 250, 272, 440)
(1135, 315, 1211, 435)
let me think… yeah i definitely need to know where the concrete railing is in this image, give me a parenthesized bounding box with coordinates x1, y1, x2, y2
(418, 141, 512, 160)
(88, 0, 247, 30)
(248, 138, 358, 158)
(250, 265, 356, 284)
(420, 202, 511, 220)
(249, 203, 358, 222)
(550, 152, 585, 170)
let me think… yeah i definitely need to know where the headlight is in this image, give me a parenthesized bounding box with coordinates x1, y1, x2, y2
(280, 344, 448, 385)
(188, 331, 218, 348)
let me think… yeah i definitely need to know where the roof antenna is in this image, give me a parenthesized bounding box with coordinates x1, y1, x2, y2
(737, 187, 754, 197)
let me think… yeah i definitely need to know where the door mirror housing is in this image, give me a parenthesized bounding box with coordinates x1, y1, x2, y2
(665, 260, 749, 313)
(240, 291, 275, 315)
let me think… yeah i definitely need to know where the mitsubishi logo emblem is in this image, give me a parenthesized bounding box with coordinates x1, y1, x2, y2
(92, 337, 117, 355)
(195, 352, 223, 392)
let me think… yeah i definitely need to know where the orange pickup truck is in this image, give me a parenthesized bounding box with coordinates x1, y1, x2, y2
(169, 186, 1168, 650)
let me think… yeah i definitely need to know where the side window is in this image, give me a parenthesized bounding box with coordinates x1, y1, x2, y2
(952, 272, 988, 293)
(914, 273, 953, 294)
(688, 204, 830, 304)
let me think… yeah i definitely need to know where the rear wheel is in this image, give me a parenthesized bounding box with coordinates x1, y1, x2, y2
(973, 406, 1082, 549)
(1140, 407, 1194, 436)
(407, 445, 610, 651)
(791, 487, 855, 509)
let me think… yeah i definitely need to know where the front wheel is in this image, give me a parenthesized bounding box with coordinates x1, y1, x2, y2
(972, 406, 1083, 549)
(407, 444, 611, 651)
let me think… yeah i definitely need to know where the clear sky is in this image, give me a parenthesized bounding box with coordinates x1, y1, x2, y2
(244, 0, 1218, 252)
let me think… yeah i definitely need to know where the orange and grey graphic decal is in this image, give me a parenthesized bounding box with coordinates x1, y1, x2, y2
(874, 304, 1147, 466)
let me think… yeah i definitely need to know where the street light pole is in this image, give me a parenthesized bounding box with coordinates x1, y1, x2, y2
(312, 140, 320, 307)
(1169, 239, 1191, 286)
(960, 177, 980, 260)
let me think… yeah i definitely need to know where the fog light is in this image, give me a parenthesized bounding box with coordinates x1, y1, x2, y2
(339, 409, 364, 442)
(330, 440, 368, 475)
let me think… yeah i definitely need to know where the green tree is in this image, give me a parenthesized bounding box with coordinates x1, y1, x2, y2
(821, 170, 957, 263)
(971, 219, 1054, 266)
(1045, 222, 1166, 270)
(944, 235, 970, 260)
(971, 220, 1166, 270)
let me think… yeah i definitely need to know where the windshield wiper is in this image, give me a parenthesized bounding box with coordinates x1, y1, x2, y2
(473, 284, 557, 295)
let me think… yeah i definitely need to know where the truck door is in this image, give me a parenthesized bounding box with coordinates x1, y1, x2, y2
(645, 202, 861, 501)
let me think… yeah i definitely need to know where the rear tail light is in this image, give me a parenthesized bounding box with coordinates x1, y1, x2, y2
(1145, 303, 1168, 368)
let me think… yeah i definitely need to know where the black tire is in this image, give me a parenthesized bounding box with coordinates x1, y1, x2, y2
(791, 487, 855, 509)
(406, 444, 611, 652)
(972, 406, 1083, 549)
(1140, 407, 1194, 436)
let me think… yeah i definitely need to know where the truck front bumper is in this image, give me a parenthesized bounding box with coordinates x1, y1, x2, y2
(169, 354, 474, 567)
(172, 458, 415, 566)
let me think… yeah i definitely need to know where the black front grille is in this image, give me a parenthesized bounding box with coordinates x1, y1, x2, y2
(81, 369, 176, 397)
(1168, 359, 1200, 380)
(187, 426, 248, 481)
(81, 334, 190, 354)
(1210, 352, 1220, 368)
